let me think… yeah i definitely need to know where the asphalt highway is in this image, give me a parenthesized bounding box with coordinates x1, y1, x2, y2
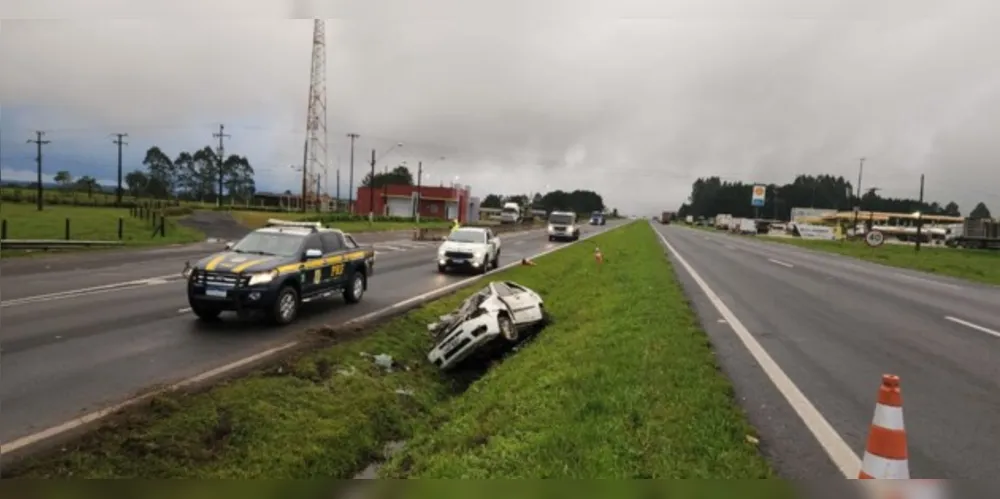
(656, 224, 1000, 479)
(0, 223, 621, 445)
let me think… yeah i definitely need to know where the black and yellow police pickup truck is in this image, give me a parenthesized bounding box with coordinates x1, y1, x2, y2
(182, 219, 376, 325)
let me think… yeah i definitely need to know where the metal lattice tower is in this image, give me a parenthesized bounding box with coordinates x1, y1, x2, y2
(301, 18, 328, 210)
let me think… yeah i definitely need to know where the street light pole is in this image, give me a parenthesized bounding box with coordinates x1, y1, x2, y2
(852, 157, 865, 235)
(368, 148, 376, 223)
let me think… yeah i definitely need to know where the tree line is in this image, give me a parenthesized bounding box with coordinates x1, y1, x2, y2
(676, 174, 993, 221)
(358, 164, 614, 216)
(480, 189, 612, 216)
(124, 146, 256, 203)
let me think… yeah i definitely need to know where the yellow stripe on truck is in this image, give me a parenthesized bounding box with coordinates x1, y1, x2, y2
(204, 254, 227, 271)
(231, 258, 274, 273)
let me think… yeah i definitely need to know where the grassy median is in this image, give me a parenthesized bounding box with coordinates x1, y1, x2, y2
(8, 222, 771, 479)
(763, 236, 1000, 286)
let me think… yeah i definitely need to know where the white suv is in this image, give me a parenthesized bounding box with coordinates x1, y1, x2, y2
(437, 227, 502, 274)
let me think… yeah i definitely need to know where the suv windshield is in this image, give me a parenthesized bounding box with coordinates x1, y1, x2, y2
(230, 232, 304, 257)
(448, 230, 486, 243)
(592, 211, 603, 217)
(501, 207, 518, 214)
(549, 214, 575, 225)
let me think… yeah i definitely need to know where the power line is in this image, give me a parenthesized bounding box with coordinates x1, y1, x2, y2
(26, 131, 51, 211)
(112, 133, 128, 205)
(213, 124, 231, 207)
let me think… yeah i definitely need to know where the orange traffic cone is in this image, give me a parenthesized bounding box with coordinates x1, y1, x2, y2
(594, 247, 604, 264)
(859, 374, 909, 479)
(521, 258, 536, 266)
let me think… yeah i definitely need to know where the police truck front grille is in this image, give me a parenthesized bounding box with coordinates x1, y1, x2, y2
(201, 271, 241, 288)
(445, 251, 474, 259)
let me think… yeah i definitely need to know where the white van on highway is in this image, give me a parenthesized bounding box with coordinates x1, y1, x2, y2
(500, 202, 521, 224)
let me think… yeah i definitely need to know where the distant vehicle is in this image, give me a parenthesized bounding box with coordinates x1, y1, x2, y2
(946, 218, 1000, 249)
(685, 215, 694, 224)
(499, 202, 522, 224)
(738, 218, 758, 235)
(547, 211, 580, 241)
(437, 227, 502, 274)
(661, 211, 673, 224)
(589, 211, 606, 225)
(715, 214, 733, 230)
(426, 281, 549, 371)
(183, 219, 375, 325)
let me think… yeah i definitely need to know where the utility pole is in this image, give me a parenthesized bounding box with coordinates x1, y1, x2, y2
(336, 168, 341, 211)
(368, 148, 376, 223)
(112, 133, 128, 206)
(347, 133, 359, 212)
(415, 161, 423, 223)
(300, 139, 309, 212)
(852, 157, 865, 236)
(915, 174, 925, 252)
(27, 131, 50, 211)
(213, 124, 230, 208)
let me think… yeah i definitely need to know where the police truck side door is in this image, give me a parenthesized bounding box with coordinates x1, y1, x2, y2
(320, 232, 348, 289)
(301, 234, 326, 297)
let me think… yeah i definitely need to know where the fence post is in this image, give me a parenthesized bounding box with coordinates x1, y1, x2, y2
(118, 217, 124, 240)
(159, 216, 166, 237)
(1, 219, 6, 240)
(65, 218, 71, 240)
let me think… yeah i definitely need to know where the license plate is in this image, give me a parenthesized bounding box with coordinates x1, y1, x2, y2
(206, 288, 227, 298)
(451, 259, 466, 264)
(441, 337, 460, 352)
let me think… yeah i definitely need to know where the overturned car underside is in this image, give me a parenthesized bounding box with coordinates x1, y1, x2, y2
(426, 281, 549, 371)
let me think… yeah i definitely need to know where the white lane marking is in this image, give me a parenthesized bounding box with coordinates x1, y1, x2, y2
(768, 258, 795, 268)
(655, 227, 861, 478)
(892, 272, 962, 290)
(178, 307, 192, 314)
(2, 274, 184, 308)
(1, 222, 628, 454)
(944, 316, 1000, 339)
(0, 341, 301, 455)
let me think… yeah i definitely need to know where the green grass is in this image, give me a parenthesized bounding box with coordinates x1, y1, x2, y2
(7, 222, 771, 479)
(762, 236, 1000, 286)
(0, 203, 204, 249)
(381, 222, 771, 478)
(230, 210, 451, 232)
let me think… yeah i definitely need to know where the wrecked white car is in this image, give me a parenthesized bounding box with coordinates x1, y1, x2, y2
(427, 281, 549, 370)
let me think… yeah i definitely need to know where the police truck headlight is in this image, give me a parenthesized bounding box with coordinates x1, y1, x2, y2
(547, 224, 555, 233)
(247, 269, 279, 286)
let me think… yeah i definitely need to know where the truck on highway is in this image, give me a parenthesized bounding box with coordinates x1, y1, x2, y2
(715, 214, 732, 230)
(660, 211, 673, 224)
(182, 219, 376, 325)
(945, 218, 1000, 249)
(499, 202, 522, 224)
(685, 215, 694, 224)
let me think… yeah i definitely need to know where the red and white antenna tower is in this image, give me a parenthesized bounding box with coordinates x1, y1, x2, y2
(300, 18, 328, 212)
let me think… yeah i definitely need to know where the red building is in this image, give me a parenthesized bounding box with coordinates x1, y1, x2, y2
(355, 184, 472, 222)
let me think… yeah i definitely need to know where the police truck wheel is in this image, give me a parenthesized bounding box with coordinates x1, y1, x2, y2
(343, 272, 365, 304)
(269, 285, 300, 325)
(191, 304, 221, 321)
(438, 264, 447, 273)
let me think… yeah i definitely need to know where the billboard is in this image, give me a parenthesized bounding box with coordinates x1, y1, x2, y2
(751, 185, 766, 207)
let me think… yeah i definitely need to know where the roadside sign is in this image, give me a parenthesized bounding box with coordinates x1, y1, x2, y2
(751, 185, 766, 207)
(865, 230, 885, 247)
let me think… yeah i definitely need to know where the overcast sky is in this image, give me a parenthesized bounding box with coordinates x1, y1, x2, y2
(3, 0, 1000, 215)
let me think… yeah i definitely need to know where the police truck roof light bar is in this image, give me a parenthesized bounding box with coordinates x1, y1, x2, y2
(265, 219, 323, 232)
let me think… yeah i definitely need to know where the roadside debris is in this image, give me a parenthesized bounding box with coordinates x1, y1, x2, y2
(426, 281, 550, 371)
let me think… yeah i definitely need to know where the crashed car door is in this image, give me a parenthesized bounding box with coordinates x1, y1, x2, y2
(497, 288, 540, 324)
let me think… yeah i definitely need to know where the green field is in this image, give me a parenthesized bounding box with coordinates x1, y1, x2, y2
(1, 203, 204, 248)
(763, 236, 1000, 286)
(230, 210, 451, 232)
(7, 222, 771, 479)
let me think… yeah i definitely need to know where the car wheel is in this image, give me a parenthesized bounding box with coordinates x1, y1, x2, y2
(498, 314, 518, 342)
(548, 236, 553, 242)
(343, 271, 365, 304)
(437, 264, 447, 273)
(191, 304, 222, 321)
(269, 285, 299, 325)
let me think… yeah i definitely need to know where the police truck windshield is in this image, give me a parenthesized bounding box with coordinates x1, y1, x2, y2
(549, 214, 575, 225)
(230, 232, 304, 257)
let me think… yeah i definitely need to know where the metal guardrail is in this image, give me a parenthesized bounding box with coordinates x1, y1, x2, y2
(1, 239, 125, 250)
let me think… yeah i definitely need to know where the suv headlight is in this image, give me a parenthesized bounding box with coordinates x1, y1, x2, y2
(474, 251, 485, 260)
(547, 224, 555, 232)
(247, 269, 279, 286)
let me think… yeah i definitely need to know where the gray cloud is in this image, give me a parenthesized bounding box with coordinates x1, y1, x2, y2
(2, 0, 1000, 214)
